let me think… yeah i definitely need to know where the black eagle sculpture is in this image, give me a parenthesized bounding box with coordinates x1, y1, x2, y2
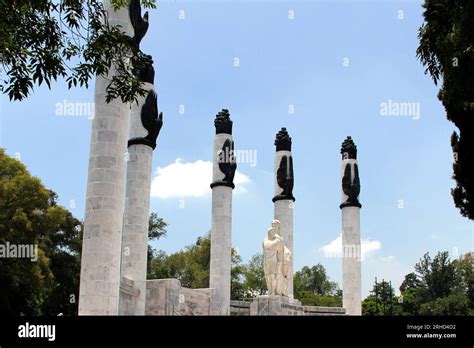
(140, 90, 162, 149)
(276, 155, 294, 201)
(218, 139, 237, 185)
(129, 0, 149, 53)
(341, 163, 361, 208)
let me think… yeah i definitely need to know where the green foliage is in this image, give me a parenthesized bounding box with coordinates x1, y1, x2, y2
(395, 251, 474, 316)
(147, 242, 343, 306)
(0, 148, 82, 315)
(399, 288, 426, 316)
(148, 212, 167, 240)
(293, 264, 341, 307)
(297, 291, 342, 307)
(419, 294, 470, 316)
(146, 212, 167, 275)
(294, 265, 338, 296)
(230, 249, 246, 301)
(362, 280, 402, 316)
(0, 0, 156, 103)
(399, 272, 422, 293)
(414, 251, 461, 299)
(417, 0, 474, 219)
(453, 252, 474, 307)
(241, 253, 267, 298)
(147, 234, 244, 296)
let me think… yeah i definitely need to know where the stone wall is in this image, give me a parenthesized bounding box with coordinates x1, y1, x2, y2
(179, 288, 213, 316)
(143, 279, 346, 316)
(145, 279, 214, 316)
(248, 296, 346, 316)
(119, 277, 141, 315)
(304, 305, 346, 316)
(230, 300, 251, 316)
(145, 279, 180, 315)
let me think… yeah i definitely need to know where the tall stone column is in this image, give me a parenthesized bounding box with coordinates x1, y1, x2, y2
(340, 136, 362, 315)
(120, 77, 162, 315)
(272, 128, 295, 297)
(209, 109, 236, 315)
(78, 1, 133, 315)
(118, 0, 163, 316)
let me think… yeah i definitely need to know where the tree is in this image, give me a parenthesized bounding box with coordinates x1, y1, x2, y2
(147, 234, 245, 300)
(398, 251, 473, 316)
(40, 210, 82, 316)
(146, 212, 167, 272)
(414, 251, 460, 299)
(242, 253, 267, 298)
(0, 0, 156, 103)
(0, 148, 169, 315)
(455, 252, 474, 307)
(417, 1, 474, 220)
(399, 272, 422, 293)
(148, 212, 167, 241)
(294, 264, 338, 296)
(293, 264, 341, 307)
(0, 148, 82, 315)
(362, 279, 402, 316)
(230, 249, 245, 301)
(399, 288, 426, 316)
(419, 294, 470, 315)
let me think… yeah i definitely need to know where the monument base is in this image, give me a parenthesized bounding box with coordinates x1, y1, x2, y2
(250, 295, 304, 316)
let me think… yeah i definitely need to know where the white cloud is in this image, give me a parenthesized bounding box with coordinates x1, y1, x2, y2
(150, 158, 250, 199)
(319, 234, 381, 261)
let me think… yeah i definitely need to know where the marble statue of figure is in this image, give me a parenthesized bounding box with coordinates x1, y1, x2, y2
(263, 220, 290, 296)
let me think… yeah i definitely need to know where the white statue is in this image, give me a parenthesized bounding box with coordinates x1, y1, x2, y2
(263, 220, 291, 296)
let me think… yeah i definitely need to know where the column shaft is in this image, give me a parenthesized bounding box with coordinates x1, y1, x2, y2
(209, 110, 236, 315)
(78, 2, 133, 315)
(210, 186, 232, 315)
(340, 136, 362, 315)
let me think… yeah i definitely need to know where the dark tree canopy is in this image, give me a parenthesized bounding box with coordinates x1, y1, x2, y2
(417, 0, 474, 220)
(0, 148, 82, 315)
(0, 0, 156, 103)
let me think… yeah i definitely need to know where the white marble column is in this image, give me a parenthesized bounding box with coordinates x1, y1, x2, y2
(78, 1, 133, 315)
(340, 136, 362, 315)
(209, 109, 236, 315)
(272, 128, 295, 297)
(120, 83, 158, 315)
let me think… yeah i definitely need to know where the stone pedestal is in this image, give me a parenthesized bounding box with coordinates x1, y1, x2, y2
(339, 137, 362, 315)
(78, 1, 133, 315)
(209, 110, 236, 315)
(250, 295, 303, 316)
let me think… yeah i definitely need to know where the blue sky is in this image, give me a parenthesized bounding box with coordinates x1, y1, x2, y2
(1, 0, 472, 297)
